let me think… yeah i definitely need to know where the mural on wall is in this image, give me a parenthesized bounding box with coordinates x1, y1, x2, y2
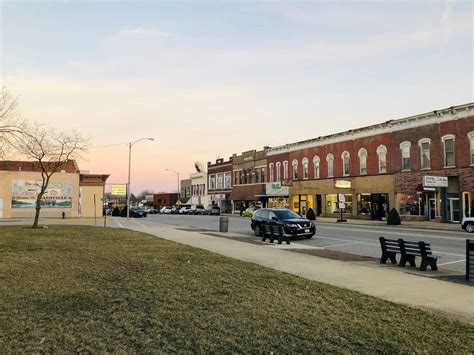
(12, 180, 73, 208)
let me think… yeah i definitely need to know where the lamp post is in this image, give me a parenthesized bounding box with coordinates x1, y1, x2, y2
(127, 137, 154, 218)
(165, 168, 180, 199)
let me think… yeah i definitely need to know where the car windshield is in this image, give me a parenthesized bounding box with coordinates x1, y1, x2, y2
(274, 209, 301, 220)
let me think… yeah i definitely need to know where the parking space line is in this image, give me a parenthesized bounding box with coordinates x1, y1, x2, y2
(438, 259, 466, 266)
(114, 220, 124, 228)
(325, 241, 362, 248)
(133, 220, 147, 228)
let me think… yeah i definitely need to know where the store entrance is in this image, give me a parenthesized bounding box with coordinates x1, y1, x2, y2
(447, 198, 460, 223)
(316, 195, 322, 216)
(428, 198, 436, 220)
(370, 194, 387, 220)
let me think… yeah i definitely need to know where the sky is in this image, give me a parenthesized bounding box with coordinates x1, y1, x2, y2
(1, 0, 472, 194)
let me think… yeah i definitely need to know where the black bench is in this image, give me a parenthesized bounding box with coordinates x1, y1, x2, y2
(379, 237, 400, 264)
(398, 239, 438, 271)
(262, 224, 290, 245)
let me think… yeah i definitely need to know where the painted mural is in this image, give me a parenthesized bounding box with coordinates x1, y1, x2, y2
(12, 180, 73, 208)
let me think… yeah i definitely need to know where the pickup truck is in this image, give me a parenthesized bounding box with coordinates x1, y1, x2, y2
(462, 217, 474, 233)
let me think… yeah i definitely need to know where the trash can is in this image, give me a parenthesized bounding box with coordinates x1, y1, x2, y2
(219, 216, 229, 233)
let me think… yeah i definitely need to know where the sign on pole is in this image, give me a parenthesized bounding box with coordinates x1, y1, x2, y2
(338, 193, 346, 203)
(111, 185, 127, 196)
(338, 202, 346, 209)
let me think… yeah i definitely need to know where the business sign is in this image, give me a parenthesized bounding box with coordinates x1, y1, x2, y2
(338, 193, 346, 203)
(12, 180, 72, 209)
(281, 179, 293, 186)
(272, 183, 281, 189)
(339, 202, 346, 209)
(335, 180, 352, 189)
(111, 185, 127, 196)
(423, 176, 448, 188)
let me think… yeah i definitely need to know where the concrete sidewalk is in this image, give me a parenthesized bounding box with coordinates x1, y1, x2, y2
(130, 225, 473, 324)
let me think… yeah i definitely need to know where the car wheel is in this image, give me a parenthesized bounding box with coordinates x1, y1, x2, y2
(254, 225, 261, 237)
(466, 223, 474, 233)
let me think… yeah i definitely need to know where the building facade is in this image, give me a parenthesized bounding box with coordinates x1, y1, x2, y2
(190, 172, 208, 206)
(153, 193, 179, 208)
(230, 149, 267, 213)
(207, 158, 233, 213)
(266, 103, 474, 223)
(0, 160, 108, 219)
(180, 178, 192, 204)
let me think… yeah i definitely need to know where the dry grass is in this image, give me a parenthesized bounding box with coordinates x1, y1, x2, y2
(0, 225, 472, 353)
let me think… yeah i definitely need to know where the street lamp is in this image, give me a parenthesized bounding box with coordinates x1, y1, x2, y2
(165, 168, 180, 199)
(127, 137, 154, 218)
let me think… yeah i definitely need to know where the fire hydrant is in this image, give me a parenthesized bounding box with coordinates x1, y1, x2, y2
(61, 211, 65, 219)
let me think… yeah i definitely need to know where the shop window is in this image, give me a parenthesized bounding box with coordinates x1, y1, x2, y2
(469, 131, 474, 165)
(302, 157, 309, 179)
(269, 163, 274, 182)
(358, 148, 367, 175)
(341, 151, 350, 176)
(418, 138, 431, 170)
(283, 161, 289, 179)
(326, 153, 334, 177)
(276, 162, 281, 181)
(442, 134, 455, 167)
(377, 145, 387, 173)
(292, 159, 298, 180)
(357, 194, 371, 216)
(313, 155, 320, 179)
(209, 174, 216, 189)
(326, 194, 352, 214)
(399, 193, 422, 216)
(400, 141, 411, 171)
(261, 167, 266, 183)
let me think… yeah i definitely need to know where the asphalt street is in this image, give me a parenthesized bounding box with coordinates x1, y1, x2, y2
(1, 214, 468, 273)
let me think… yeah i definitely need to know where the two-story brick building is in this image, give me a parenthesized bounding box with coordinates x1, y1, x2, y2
(266, 103, 473, 223)
(207, 158, 233, 213)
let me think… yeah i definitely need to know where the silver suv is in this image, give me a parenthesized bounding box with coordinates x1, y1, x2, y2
(462, 217, 474, 233)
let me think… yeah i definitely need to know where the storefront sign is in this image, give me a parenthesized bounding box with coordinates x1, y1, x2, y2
(12, 180, 72, 209)
(111, 185, 127, 196)
(335, 180, 352, 189)
(423, 176, 448, 188)
(281, 179, 293, 186)
(272, 183, 281, 189)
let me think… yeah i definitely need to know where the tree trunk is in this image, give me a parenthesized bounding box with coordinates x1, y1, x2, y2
(32, 193, 44, 228)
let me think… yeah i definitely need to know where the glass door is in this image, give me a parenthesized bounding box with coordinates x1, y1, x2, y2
(447, 198, 460, 222)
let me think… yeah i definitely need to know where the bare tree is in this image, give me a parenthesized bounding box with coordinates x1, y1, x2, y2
(0, 87, 23, 157)
(14, 123, 88, 228)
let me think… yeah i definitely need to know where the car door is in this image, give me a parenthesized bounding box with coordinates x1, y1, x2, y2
(268, 211, 279, 235)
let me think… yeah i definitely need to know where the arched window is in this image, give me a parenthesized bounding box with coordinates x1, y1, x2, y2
(292, 159, 298, 180)
(418, 138, 431, 170)
(400, 141, 411, 171)
(358, 148, 367, 175)
(326, 153, 334, 178)
(441, 134, 456, 168)
(269, 163, 274, 182)
(276, 162, 281, 181)
(283, 161, 289, 179)
(302, 157, 309, 179)
(377, 145, 387, 173)
(341, 151, 350, 176)
(313, 155, 320, 179)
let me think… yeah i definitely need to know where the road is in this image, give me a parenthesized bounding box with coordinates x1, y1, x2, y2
(2, 214, 468, 273)
(111, 214, 468, 273)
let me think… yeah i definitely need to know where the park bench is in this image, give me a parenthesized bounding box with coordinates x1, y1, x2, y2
(379, 237, 400, 264)
(262, 224, 290, 245)
(398, 239, 439, 271)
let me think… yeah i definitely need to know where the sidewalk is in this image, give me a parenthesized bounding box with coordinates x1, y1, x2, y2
(131, 225, 473, 324)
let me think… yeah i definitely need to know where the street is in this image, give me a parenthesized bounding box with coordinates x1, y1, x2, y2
(109, 214, 468, 273)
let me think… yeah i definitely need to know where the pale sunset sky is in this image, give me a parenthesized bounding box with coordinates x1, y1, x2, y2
(1, 0, 472, 193)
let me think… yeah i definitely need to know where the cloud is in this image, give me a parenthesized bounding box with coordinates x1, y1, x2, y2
(117, 27, 173, 38)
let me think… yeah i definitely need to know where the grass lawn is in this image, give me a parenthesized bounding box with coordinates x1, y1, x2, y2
(0, 225, 473, 353)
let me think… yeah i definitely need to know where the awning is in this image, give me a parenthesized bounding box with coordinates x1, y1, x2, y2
(230, 184, 265, 201)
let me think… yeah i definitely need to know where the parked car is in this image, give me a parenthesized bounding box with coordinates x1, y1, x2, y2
(170, 206, 181, 214)
(103, 207, 112, 216)
(162, 206, 172, 214)
(462, 217, 474, 233)
(191, 205, 205, 215)
(202, 205, 221, 215)
(242, 207, 258, 217)
(251, 208, 315, 239)
(130, 207, 147, 218)
(179, 205, 192, 214)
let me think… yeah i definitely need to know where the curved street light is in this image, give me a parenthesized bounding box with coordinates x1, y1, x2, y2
(127, 137, 154, 218)
(165, 168, 180, 201)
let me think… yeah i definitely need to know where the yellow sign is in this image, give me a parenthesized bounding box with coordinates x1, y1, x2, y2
(176, 199, 181, 206)
(335, 180, 352, 189)
(111, 185, 127, 196)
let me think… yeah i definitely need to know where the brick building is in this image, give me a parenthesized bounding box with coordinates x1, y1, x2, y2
(207, 158, 233, 213)
(266, 103, 473, 223)
(153, 193, 179, 209)
(180, 178, 192, 204)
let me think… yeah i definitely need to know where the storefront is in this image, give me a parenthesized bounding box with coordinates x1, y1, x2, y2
(463, 191, 474, 218)
(264, 182, 290, 208)
(230, 184, 266, 213)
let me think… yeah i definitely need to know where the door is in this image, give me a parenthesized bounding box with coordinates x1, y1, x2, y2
(316, 195, 322, 216)
(447, 198, 460, 222)
(0, 199, 3, 218)
(299, 200, 307, 217)
(429, 198, 436, 220)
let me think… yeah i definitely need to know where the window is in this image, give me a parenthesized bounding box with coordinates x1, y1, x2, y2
(269, 163, 274, 182)
(292, 159, 298, 180)
(358, 148, 367, 175)
(469, 132, 474, 165)
(302, 157, 309, 179)
(254, 168, 259, 183)
(261, 167, 266, 183)
(313, 156, 320, 179)
(283, 161, 289, 179)
(209, 174, 216, 189)
(418, 138, 431, 170)
(216, 173, 223, 189)
(442, 134, 455, 167)
(326, 153, 334, 177)
(377, 145, 387, 173)
(276, 162, 281, 181)
(234, 171, 241, 185)
(341, 151, 350, 176)
(224, 172, 232, 188)
(400, 141, 411, 171)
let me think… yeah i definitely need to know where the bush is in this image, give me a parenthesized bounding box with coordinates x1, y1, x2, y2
(387, 208, 401, 225)
(112, 207, 121, 217)
(121, 205, 128, 217)
(306, 207, 316, 220)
